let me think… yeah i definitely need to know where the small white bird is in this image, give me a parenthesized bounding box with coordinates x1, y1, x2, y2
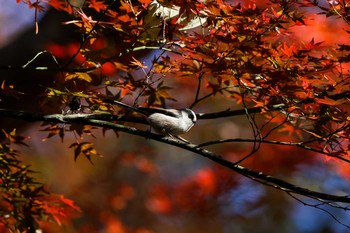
(108, 100, 197, 136)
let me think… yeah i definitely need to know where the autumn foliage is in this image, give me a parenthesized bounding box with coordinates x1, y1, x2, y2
(1, 0, 350, 232)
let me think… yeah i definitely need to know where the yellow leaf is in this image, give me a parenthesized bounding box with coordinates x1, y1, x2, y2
(113, 62, 129, 71)
(65, 72, 92, 83)
(130, 57, 147, 69)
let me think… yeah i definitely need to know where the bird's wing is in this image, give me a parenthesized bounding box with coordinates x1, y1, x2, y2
(138, 107, 178, 117)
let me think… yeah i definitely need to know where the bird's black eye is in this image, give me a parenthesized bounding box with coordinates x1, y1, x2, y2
(186, 109, 197, 122)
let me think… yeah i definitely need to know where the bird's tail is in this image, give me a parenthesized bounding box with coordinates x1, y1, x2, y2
(104, 99, 147, 115)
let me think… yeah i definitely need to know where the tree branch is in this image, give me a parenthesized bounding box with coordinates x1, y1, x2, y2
(196, 103, 285, 119)
(198, 138, 350, 164)
(197, 91, 350, 119)
(0, 108, 350, 204)
(0, 45, 175, 73)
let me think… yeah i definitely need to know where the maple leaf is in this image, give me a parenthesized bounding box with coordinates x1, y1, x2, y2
(130, 57, 148, 69)
(41, 124, 65, 142)
(88, 0, 107, 13)
(65, 72, 92, 83)
(280, 42, 297, 57)
(60, 195, 81, 211)
(41, 194, 81, 226)
(139, 0, 153, 8)
(69, 141, 101, 163)
(113, 62, 130, 72)
(70, 124, 97, 138)
(2, 129, 30, 146)
(48, 0, 72, 12)
(315, 96, 347, 106)
(278, 122, 303, 139)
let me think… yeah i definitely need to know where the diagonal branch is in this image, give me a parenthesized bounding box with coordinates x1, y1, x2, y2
(0, 108, 350, 204)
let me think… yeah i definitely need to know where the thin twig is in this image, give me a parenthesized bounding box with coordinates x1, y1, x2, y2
(198, 138, 350, 164)
(287, 192, 350, 229)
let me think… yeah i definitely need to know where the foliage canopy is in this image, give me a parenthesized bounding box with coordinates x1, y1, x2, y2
(2, 0, 350, 232)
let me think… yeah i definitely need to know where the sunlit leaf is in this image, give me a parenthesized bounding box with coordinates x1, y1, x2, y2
(2, 129, 30, 147)
(130, 57, 148, 69)
(315, 96, 347, 106)
(69, 141, 101, 163)
(65, 72, 92, 83)
(88, 0, 107, 12)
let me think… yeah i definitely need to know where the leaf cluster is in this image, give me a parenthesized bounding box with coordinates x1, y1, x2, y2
(4, 0, 350, 230)
(0, 143, 75, 232)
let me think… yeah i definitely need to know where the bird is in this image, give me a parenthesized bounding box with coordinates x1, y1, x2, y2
(106, 99, 197, 137)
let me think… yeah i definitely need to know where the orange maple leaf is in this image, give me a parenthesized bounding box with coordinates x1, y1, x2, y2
(139, 0, 153, 8)
(88, 0, 107, 13)
(315, 96, 347, 106)
(48, 0, 72, 12)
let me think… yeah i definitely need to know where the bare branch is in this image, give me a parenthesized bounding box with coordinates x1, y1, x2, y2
(287, 192, 350, 229)
(198, 138, 350, 164)
(196, 103, 286, 119)
(1, 108, 350, 204)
